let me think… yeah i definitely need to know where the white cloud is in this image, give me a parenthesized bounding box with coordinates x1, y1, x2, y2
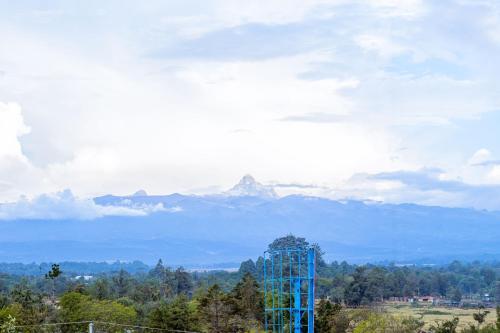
(0, 102, 51, 199)
(0, 0, 500, 212)
(489, 166, 500, 182)
(0, 102, 30, 159)
(367, 0, 425, 19)
(468, 148, 492, 165)
(328, 168, 500, 210)
(0, 189, 177, 220)
(155, 0, 346, 38)
(355, 34, 407, 58)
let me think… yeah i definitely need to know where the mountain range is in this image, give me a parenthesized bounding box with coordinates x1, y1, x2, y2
(1, 175, 500, 267)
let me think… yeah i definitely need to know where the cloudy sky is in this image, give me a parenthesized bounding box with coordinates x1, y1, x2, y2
(1, 0, 500, 209)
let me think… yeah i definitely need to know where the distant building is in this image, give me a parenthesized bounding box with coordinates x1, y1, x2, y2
(408, 296, 435, 304)
(482, 293, 493, 302)
(74, 275, 93, 281)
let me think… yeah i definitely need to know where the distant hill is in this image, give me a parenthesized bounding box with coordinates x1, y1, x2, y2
(0, 261, 150, 276)
(1, 176, 500, 265)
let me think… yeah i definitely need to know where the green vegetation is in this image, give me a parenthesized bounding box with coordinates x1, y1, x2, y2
(385, 304, 498, 330)
(0, 235, 500, 332)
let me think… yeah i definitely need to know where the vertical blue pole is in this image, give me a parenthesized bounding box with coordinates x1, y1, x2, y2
(307, 248, 315, 333)
(271, 253, 275, 333)
(264, 253, 268, 332)
(294, 249, 302, 333)
(289, 250, 292, 333)
(294, 277, 301, 333)
(280, 252, 284, 333)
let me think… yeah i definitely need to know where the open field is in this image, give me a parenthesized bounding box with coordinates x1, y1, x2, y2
(382, 303, 497, 330)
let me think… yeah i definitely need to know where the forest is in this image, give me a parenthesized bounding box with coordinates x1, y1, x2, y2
(1, 236, 500, 332)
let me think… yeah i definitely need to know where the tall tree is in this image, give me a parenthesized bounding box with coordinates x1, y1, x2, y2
(175, 267, 193, 296)
(45, 264, 62, 300)
(199, 284, 241, 333)
(150, 259, 166, 279)
(232, 273, 263, 329)
(92, 278, 110, 300)
(112, 270, 131, 298)
(238, 260, 257, 277)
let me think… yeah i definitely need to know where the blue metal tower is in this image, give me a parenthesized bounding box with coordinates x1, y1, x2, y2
(264, 247, 316, 333)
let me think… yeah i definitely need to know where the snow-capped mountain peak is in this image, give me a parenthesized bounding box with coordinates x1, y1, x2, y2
(132, 189, 148, 197)
(225, 175, 278, 198)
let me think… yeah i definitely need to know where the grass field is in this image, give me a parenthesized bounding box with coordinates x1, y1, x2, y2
(382, 303, 497, 329)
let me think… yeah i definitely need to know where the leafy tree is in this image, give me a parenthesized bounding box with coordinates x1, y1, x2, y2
(150, 259, 166, 280)
(315, 300, 349, 333)
(344, 267, 369, 306)
(496, 306, 500, 331)
(429, 317, 459, 333)
(148, 294, 200, 332)
(480, 268, 496, 287)
(255, 257, 265, 281)
(198, 284, 242, 333)
(59, 292, 136, 332)
(268, 235, 325, 263)
(174, 267, 193, 296)
(238, 260, 257, 277)
(450, 287, 462, 303)
(472, 306, 490, 329)
(112, 270, 131, 298)
(92, 278, 110, 300)
(0, 315, 16, 333)
(231, 273, 263, 330)
(268, 234, 309, 251)
(8, 283, 48, 328)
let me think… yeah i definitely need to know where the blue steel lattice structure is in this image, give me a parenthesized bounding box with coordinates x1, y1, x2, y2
(264, 247, 316, 333)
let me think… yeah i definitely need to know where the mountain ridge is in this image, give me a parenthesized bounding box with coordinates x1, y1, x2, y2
(1, 175, 500, 265)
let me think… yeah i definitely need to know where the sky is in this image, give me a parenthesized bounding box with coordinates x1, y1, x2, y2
(1, 0, 500, 211)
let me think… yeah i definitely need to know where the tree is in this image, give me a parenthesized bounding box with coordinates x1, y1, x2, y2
(112, 270, 131, 298)
(174, 267, 193, 295)
(429, 317, 459, 333)
(450, 287, 462, 303)
(268, 235, 325, 264)
(344, 267, 368, 306)
(45, 264, 62, 300)
(59, 292, 136, 332)
(480, 268, 496, 287)
(268, 235, 309, 251)
(198, 284, 241, 333)
(231, 273, 263, 330)
(496, 306, 500, 331)
(9, 282, 48, 327)
(150, 259, 166, 279)
(148, 295, 200, 332)
(255, 257, 265, 281)
(353, 314, 423, 333)
(472, 306, 490, 329)
(0, 315, 16, 333)
(315, 300, 349, 333)
(238, 260, 257, 277)
(92, 278, 110, 300)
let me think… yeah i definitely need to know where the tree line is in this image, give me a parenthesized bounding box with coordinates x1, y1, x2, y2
(1, 235, 500, 332)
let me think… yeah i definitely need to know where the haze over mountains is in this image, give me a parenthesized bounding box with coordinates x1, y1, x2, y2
(1, 175, 500, 267)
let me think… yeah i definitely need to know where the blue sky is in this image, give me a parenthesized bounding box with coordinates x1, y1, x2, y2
(1, 0, 500, 210)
